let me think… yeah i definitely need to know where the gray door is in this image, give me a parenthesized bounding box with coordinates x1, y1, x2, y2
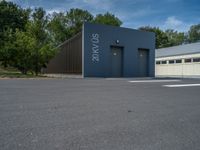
(111, 47, 123, 77)
(138, 49, 148, 77)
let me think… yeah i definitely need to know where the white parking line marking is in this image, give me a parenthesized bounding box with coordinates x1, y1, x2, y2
(163, 84, 200, 87)
(129, 80, 180, 83)
(106, 78, 127, 80)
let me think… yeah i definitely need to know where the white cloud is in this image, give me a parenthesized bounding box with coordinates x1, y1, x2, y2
(165, 16, 183, 27)
(46, 9, 62, 14)
(44, 0, 114, 16)
(82, 0, 112, 11)
(161, 16, 192, 32)
(61, 0, 113, 15)
(117, 10, 146, 21)
(115, 6, 158, 28)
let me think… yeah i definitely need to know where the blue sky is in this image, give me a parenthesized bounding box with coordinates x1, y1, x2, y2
(9, 0, 200, 32)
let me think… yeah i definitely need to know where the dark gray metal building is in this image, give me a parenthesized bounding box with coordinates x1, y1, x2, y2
(44, 22, 155, 77)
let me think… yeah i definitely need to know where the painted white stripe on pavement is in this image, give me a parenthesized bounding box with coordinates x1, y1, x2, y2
(129, 80, 180, 83)
(163, 84, 200, 87)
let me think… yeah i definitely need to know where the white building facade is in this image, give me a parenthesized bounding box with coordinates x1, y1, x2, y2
(156, 42, 200, 78)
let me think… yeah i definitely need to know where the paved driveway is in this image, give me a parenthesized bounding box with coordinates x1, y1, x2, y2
(0, 78, 200, 150)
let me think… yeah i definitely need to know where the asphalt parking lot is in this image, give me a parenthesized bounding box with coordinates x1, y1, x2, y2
(0, 78, 200, 150)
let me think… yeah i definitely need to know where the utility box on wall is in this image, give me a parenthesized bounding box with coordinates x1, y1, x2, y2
(44, 22, 155, 77)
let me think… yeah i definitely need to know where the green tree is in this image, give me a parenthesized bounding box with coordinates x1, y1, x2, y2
(0, 0, 29, 32)
(66, 8, 93, 36)
(188, 24, 200, 43)
(26, 8, 55, 75)
(0, 0, 30, 68)
(13, 29, 36, 74)
(138, 26, 169, 48)
(47, 12, 70, 46)
(48, 8, 93, 45)
(94, 12, 122, 26)
(165, 29, 185, 46)
(13, 26, 56, 75)
(0, 28, 16, 67)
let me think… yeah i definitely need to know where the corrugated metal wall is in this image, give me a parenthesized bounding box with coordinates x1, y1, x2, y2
(44, 32, 82, 74)
(66, 33, 82, 73)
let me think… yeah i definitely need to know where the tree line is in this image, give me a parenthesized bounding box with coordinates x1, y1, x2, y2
(0, 0, 200, 75)
(139, 25, 200, 49)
